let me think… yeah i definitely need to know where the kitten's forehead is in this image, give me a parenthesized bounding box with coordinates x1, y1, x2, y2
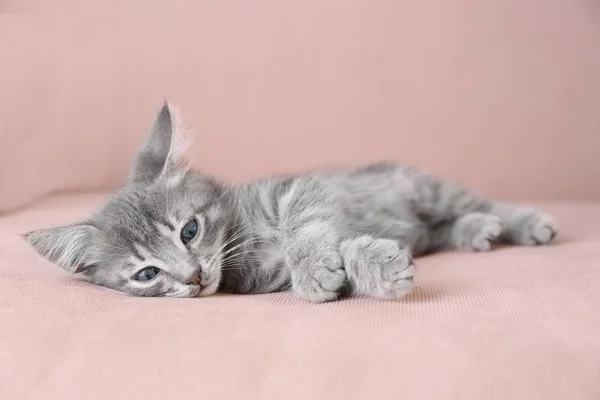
(96, 186, 172, 231)
(93, 174, 224, 239)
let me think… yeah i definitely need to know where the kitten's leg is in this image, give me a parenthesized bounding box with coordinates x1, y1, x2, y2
(425, 205, 558, 250)
(283, 220, 347, 303)
(407, 168, 558, 249)
(340, 236, 415, 299)
(490, 203, 558, 246)
(428, 212, 503, 252)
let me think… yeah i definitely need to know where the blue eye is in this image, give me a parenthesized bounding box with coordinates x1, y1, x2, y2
(180, 218, 199, 245)
(134, 266, 160, 281)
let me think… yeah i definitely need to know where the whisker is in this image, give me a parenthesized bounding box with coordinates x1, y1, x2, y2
(221, 252, 270, 265)
(210, 221, 265, 257)
(219, 266, 252, 272)
(207, 237, 274, 274)
(219, 238, 272, 259)
(223, 249, 276, 262)
(207, 217, 286, 273)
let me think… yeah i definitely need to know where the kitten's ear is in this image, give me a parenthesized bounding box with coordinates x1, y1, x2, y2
(129, 101, 188, 185)
(25, 223, 99, 274)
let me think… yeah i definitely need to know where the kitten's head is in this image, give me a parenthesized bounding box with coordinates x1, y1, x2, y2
(26, 102, 231, 297)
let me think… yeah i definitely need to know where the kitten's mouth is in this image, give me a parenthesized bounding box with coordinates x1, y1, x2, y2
(198, 276, 218, 297)
(188, 272, 203, 286)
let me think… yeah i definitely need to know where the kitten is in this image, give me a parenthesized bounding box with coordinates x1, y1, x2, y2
(25, 102, 558, 302)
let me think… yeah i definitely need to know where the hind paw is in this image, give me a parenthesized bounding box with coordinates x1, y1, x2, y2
(453, 213, 503, 251)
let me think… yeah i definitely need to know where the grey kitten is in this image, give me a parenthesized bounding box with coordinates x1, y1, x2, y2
(26, 103, 558, 302)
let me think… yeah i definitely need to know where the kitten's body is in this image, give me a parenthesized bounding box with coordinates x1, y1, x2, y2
(218, 163, 555, 299)
(26, 103, 558, 302)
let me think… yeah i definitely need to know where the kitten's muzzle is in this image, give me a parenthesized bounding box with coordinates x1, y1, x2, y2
(186, 272, 202, 286)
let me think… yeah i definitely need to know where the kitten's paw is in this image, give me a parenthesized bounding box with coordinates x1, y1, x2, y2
(455, 213, 503, 252)
(513, 210, 558, 246)
(340, 236, 415, 299)
(291, 251, 346, 303)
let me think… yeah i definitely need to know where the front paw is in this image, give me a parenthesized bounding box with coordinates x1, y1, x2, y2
(341, 236, 415, 299)
(291, 251, 346, 303)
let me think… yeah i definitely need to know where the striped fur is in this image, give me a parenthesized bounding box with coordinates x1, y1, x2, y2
(26, 103, 559, 302)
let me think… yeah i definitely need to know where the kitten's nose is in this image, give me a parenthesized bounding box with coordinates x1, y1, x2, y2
(187, 271, 202, 286)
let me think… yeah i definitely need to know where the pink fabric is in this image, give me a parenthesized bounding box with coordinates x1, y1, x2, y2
(1, 194, 599, 399)
(2, 1, 600, 398)
(2, 1, 600, 213)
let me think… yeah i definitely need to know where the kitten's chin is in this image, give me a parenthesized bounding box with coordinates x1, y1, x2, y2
(166, 284, 201, 298)
(198, 277, 220, 297)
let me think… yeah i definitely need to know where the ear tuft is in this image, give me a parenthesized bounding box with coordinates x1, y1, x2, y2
(128, 100, 190, 185)
(25, 224, 99, 274)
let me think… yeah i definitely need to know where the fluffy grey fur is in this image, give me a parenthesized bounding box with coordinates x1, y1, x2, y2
(26, 103, 559, 302)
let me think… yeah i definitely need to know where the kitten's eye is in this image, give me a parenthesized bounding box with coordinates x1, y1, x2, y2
(133, 266, 161, 281)
(180, 218, 199, 245)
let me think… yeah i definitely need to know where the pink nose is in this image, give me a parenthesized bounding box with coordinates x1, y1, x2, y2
(187, 272, 202, 285)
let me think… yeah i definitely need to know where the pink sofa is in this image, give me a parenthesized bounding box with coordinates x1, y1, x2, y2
(1, 2, 600, 399)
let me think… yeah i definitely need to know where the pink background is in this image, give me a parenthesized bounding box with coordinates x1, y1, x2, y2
(2, 3, 600, 398)
(1, 0, 600, 213)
